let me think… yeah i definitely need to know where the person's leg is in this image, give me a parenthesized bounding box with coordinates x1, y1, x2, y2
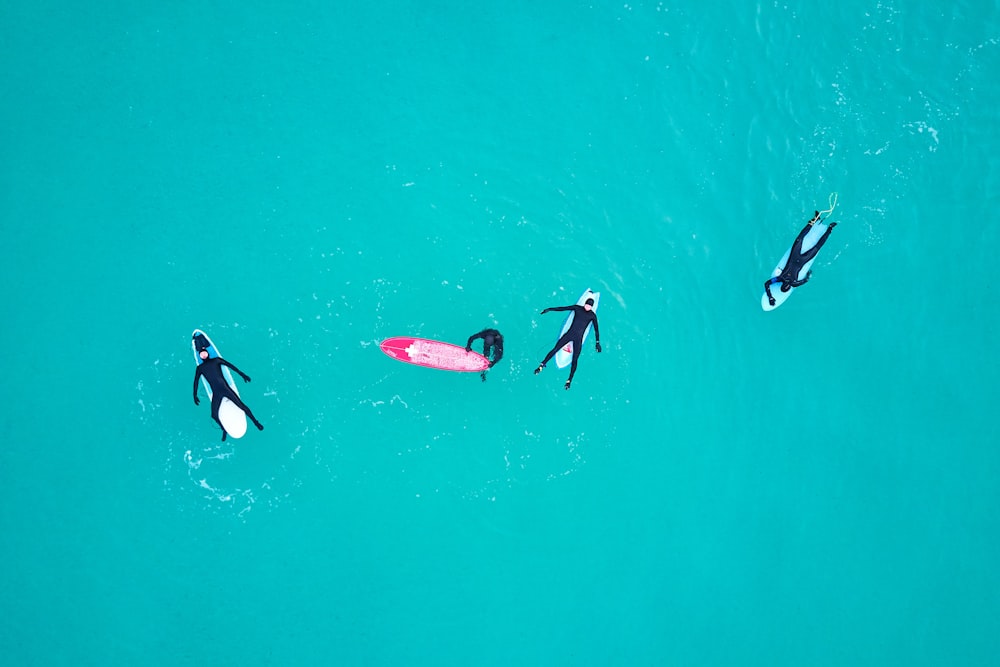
(797, 224, 834, 263)
(787, 223, 812, 261)
(537, 332, 574, 372)
(565, 340, 583, 389)
(210, 393, 227, 440)
(219, 387, 264, 430)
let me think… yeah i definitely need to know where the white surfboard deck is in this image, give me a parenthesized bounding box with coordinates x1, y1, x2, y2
(761, 223, 828, 311)
(554, 289, 601, 369)
(192, 329, 248, 438)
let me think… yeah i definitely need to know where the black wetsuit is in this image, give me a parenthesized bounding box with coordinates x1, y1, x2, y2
(537, 305, 601, 387)
(466, 328, 504, 381)
(764, 218, 835, 305)
(192, 340, 263, 440)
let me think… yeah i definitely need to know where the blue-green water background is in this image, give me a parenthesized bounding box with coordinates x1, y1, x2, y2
(2, 1, 998, 664)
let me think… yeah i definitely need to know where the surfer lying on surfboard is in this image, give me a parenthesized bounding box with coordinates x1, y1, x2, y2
(534, 298, 601, 390)
(466, 328, 504, 382)
(764, 211, 837, 306)
(192, 333, 264, 440)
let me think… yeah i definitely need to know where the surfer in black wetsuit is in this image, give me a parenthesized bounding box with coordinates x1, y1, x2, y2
(466, 328, 504, 382)
(764, 211, 837, 306)
(534, 298, 602, 390)
(192, 334, 264, 440)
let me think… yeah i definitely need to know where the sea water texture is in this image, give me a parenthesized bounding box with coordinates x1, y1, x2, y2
(1, 1, 998, 665)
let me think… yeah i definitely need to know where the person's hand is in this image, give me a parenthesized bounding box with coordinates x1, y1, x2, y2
(768, 297, 776, 306)
(242, 374, 252, 383)
(541, 308, 550, 314)
(465, 345, 472, 352)
(596, 342, 602, 353)
(194, 396, 200, 406)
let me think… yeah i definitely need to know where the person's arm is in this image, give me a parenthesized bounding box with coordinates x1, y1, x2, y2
(789, 270, 812, 288)
(220, 358, 251, 383)
(466, 330, 483, 352)
(540, 305, 574, 314)
(592, 316, 602, 352)
(193, 367, 202, 405)
(764, 278, 777, 305)
(490, 337, 504, 367)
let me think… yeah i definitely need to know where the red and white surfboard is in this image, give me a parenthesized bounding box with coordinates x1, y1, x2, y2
(379, 337, 491, 372)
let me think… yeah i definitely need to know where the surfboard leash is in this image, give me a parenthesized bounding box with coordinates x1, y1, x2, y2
(819, 191, 839, 221)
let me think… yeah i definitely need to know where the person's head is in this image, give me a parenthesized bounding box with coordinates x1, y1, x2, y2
(780, 282, 792, 293)
(584, 298, 595, 311)
(199, 348, 210, 360)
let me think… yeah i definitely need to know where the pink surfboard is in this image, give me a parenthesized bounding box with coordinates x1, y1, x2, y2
(379, 337, 491, 372)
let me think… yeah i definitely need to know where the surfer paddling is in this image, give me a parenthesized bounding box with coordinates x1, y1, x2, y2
(764, 211, 837, 307)
(534, 298, 601, 390)
(192, 333, 264, 440)
(466, 328, 504, 382)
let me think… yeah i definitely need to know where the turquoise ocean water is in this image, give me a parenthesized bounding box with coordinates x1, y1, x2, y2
(2, 1, 998, 665)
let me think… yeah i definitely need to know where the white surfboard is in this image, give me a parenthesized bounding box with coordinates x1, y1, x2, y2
(555, 289, 601, 368)
(191, 329, 248, 438)
(761, 223, 829, 311)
